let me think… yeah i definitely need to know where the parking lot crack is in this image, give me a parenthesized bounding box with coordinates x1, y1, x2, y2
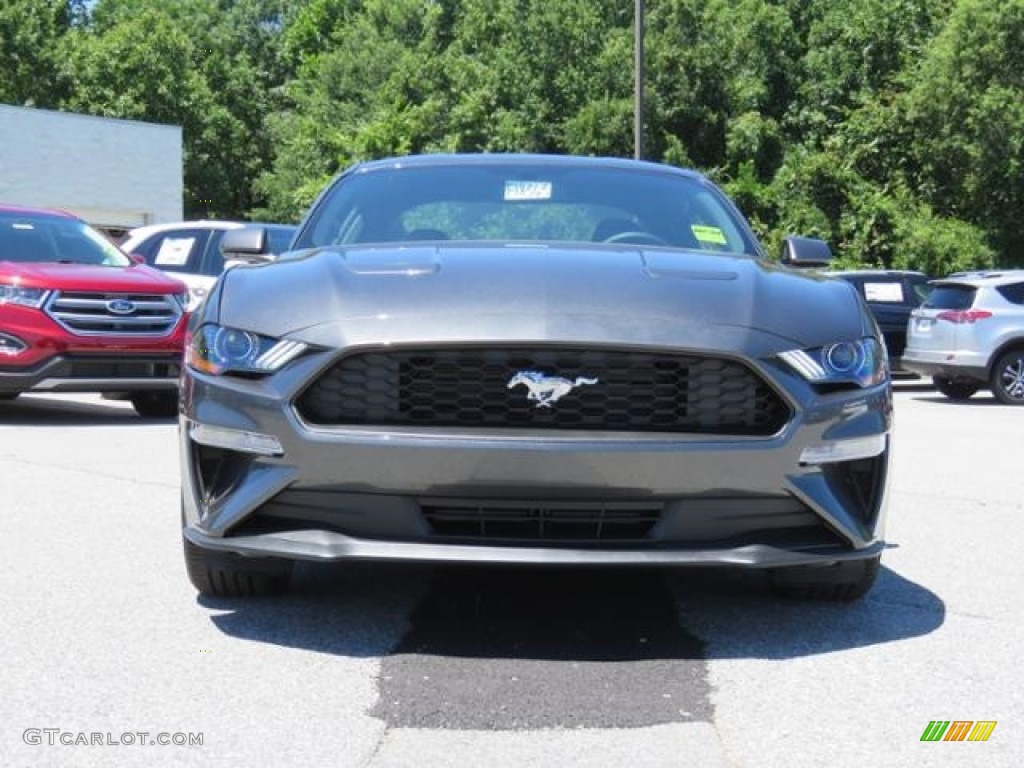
(359, 719, 391, 768)
(0, 455, 177, 489)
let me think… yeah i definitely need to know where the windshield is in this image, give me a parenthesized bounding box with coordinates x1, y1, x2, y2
(264, 224, 297, 254)
(293, 162, 761, 256)
(0, 211, 130, 267)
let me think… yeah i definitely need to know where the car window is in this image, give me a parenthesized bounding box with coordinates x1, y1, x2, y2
(923, 284, 977, 310)
(200, 230, 229, 277)
(996, 282, 1024, 305)
(908, 277, 933, 304)
(0, 211, 128, 266)
(296, 163, 760, 256)
(144, 230, 211, 274)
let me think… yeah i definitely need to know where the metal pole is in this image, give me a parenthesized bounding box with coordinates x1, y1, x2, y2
(634, 0, 645, 160)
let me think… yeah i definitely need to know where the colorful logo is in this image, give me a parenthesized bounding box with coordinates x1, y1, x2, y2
(920, 720, 997, 742)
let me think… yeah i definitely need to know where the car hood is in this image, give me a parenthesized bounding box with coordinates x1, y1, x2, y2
(0, 261, 187, 294)
(214, 244, 868, 355)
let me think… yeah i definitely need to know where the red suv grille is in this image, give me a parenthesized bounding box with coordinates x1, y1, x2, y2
(45, 291, 182, 336)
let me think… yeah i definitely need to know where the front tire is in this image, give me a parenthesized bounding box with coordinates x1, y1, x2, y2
(769, 555, 881, 601)
(990, 349, 1024, 405)
(184, 537, 293, 597)
(932, 376, 979, 401)
(130, 390, 178, 418)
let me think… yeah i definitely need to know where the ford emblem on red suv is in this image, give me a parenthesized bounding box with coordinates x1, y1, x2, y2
(106, 298, 136, 315)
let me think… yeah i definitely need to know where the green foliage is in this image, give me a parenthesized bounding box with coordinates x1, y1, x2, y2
(55, 0, 296, 219)
(793, 0, 948, 142)
(0, 0, 73, 107)
(901, 0, 1024, 262)
(9, 0, 1023, 268)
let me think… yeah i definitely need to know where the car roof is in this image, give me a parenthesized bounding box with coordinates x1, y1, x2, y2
(0, 203, 78, 220)
(126, 220, 295, 238)
(826, 269, 929, 278)
(935, 269, 1024, 287)
(349, 152, 706, 181)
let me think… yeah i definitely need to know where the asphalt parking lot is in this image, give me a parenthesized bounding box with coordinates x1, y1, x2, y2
(1, 385, 1020, 768)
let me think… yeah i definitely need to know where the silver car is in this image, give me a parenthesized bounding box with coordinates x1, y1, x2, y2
(903, 270, 1024, 403)
(179, 154, 892, 601)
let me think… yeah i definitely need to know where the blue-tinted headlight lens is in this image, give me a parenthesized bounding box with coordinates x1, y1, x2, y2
(213, 328, 260, 367)
(186, 324, 307, 376)
(824, 341, 864, 374)
(780, 338, 887, 388)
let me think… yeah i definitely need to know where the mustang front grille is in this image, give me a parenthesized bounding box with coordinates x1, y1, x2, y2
(45, 291, 182, 336)
(296, 346, 791, 435)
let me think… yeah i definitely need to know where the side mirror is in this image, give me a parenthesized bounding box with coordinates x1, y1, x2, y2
(128, 253, 147, 265)
(221, 227, 274, 265)
(779, 236, 833, 267)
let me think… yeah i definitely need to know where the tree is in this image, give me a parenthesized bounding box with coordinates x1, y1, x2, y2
(60, 0, 297, 219)
(902, 0, 1024, 264)
(0, 0, 74, 107)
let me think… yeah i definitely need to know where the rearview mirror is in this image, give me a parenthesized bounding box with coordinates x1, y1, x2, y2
(779, 236, 833, 267)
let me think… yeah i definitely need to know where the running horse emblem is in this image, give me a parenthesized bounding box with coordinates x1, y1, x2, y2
(507, 370, 599, 408)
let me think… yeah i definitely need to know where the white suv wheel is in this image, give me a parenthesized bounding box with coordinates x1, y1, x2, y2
(992, 350, 1024, 404)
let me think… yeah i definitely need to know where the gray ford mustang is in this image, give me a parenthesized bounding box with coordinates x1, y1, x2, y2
(180, 154, 892, 600)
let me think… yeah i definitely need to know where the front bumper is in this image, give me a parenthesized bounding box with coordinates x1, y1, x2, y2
(0, 304, 186, 394)
(183, 524, 886, 567)
(180, 352, 893, 568)
(0, 353, 182, 393)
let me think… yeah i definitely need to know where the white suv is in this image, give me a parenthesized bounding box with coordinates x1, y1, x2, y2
(121, 220, 296, 310)
(903, 270, 1024, 403)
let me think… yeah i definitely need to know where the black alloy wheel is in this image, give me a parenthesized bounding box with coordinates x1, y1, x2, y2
(991, 350, 1024, 405)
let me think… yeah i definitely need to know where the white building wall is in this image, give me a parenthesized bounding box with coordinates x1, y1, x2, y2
(0, 105, 182, 230)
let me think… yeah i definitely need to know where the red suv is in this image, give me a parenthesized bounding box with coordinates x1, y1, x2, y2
(0, 205, 187, 417)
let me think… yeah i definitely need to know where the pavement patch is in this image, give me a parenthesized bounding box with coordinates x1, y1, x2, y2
(374, 567, 711, 730)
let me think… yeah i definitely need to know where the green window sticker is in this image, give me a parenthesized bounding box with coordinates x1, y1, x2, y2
(691, 224, 727, 246)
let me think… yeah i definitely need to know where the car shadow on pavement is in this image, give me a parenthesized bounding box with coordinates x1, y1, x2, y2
(202, 560, 943, 665)
(201, 561, 431, 659)
(666, 563, 945, 659)
(206, 563, 718, 730)
(202, 561, 942, 730)
(910, 394, 1003, 406)
(0, 395, 175, 426)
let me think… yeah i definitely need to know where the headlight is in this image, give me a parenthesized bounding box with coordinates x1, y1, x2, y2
(171, 292, 189, 312)
(186, 286, 209, 311)
(779, 337, 887, 388)
(0, 332, 27, 356)
(186, 324, 308, 376)
(0, 283, 49, 308)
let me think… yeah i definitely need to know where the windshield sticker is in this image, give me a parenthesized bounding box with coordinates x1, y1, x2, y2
(504, 180, 553, 201)
(691, 225, 727, 246)
(154, 237, 195, 266)
(864, 282, 905, 302)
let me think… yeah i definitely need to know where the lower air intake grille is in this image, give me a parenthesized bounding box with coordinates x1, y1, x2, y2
(421, 501, 662, 542)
